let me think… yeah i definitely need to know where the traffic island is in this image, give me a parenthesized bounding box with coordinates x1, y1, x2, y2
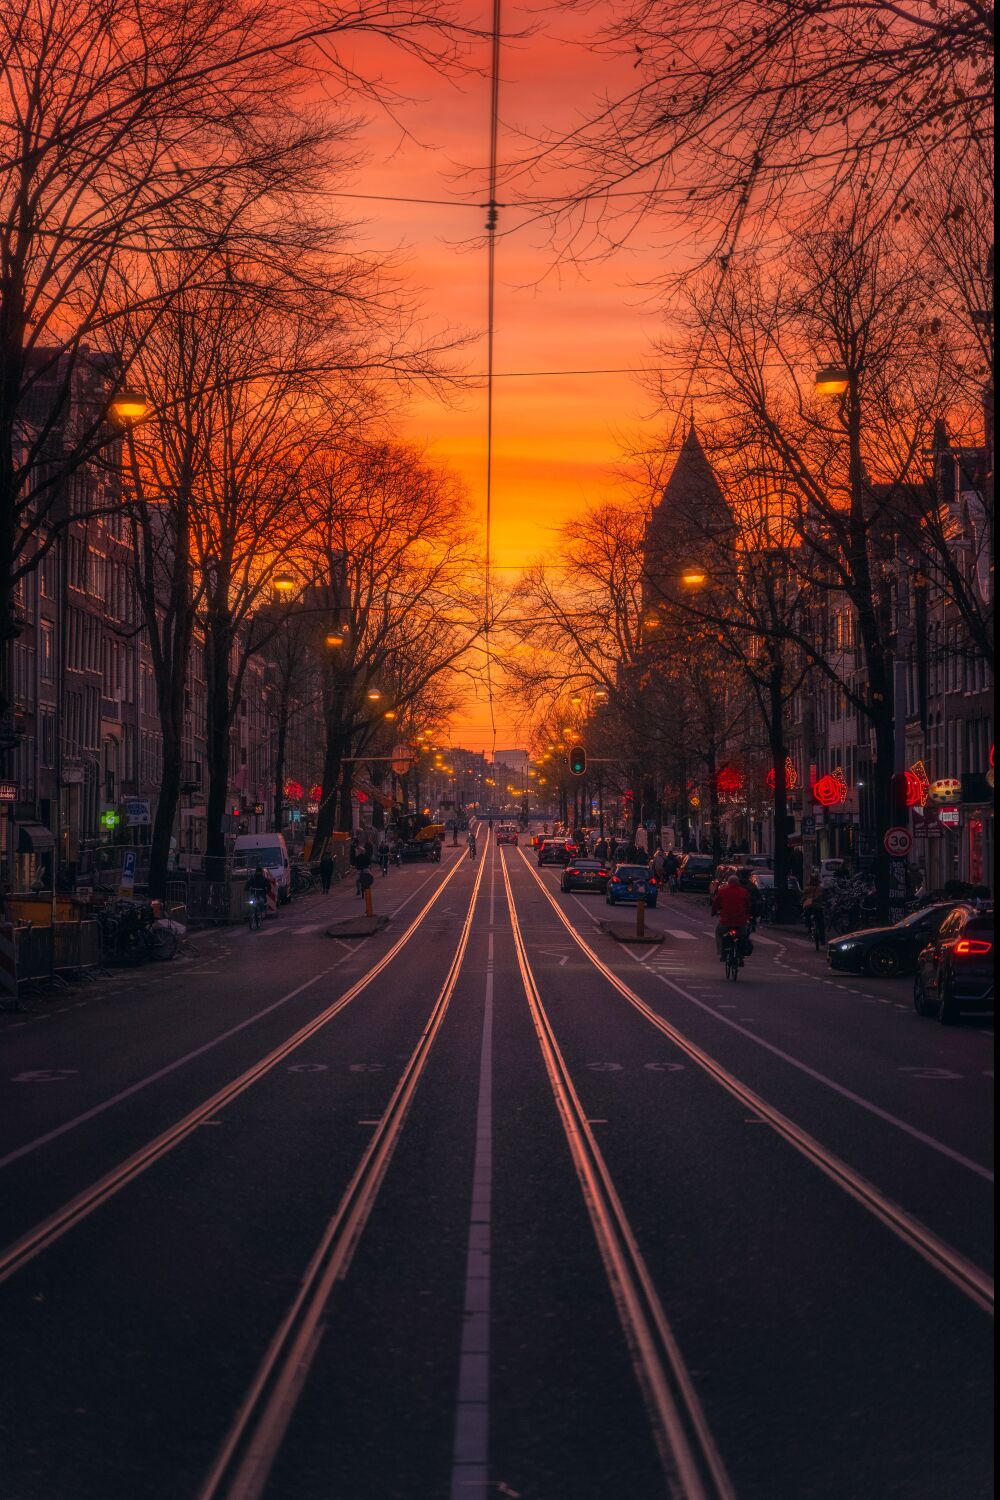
(325, 914, 389, 939)
(599, 920, 663, 945)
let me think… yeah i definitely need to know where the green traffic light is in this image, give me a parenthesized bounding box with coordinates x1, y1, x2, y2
(568, 745, 587, 776)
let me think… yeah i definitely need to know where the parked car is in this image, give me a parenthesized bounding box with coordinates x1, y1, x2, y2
(677, 854, 714, 892)
(497, 824, 519, 846)
(914, 908, 994, 1023)
(749, 870, 802, 919)
(605, 864, 658, 908)
(827, 902, 962, 979)
(560, 858, 610, 894)
(232, 832, 292, 904)
(538, 839, 577, 867)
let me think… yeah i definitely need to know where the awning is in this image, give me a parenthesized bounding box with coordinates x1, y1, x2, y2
(18, 822, 55, 853)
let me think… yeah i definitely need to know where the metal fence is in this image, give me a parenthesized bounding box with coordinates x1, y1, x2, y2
(52, 921, 101, 979)
(14, 925, 52, 986)
(175, 875, 245, 924)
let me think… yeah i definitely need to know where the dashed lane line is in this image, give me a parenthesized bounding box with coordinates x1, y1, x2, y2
(516, 849, 994, 1316)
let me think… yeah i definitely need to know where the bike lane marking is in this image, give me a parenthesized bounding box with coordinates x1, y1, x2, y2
(516, 850, 994, 1314)
(0, 860, 458, 1175)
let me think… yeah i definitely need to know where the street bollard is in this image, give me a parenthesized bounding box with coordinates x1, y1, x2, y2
(636, 898, 645, 939)
(364, 886, 373, 918)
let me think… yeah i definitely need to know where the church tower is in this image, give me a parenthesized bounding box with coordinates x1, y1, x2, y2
(642, 424, 734, 607)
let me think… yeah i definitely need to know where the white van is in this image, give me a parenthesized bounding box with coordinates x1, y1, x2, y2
(232, 833, 292, 904)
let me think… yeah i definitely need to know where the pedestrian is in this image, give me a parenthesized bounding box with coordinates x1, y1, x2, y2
(319, 850, 335, 894)
(354, 839, 372, 895)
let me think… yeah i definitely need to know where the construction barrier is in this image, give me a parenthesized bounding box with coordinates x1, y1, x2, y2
(52, 921, 101, 977)
(14, 925, 53, 986)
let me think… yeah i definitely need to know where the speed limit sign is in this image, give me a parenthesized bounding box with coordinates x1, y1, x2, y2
(884, 826, 912, 857)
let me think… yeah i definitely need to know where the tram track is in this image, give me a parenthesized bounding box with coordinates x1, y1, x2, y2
(515, 848, 994, 1318)
(499, 849, 735, 1500)
(0, 841, 478, 1288)
(198, 828, 491, 1500)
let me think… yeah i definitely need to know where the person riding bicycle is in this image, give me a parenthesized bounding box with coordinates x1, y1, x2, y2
(663, 849, 681, 891)
(711, 873, 751, 959)
(247, 864, 269, 914)
(801, 870, 826, 945)
(378, 840, 391, 876)
(467, 829, 477, 860)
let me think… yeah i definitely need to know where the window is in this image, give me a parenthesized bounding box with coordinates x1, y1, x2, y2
(40, 620, 55, 682)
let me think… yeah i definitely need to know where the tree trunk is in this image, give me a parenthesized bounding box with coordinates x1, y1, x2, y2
(203, 619, 234, 873)
(769, 667, 790, 916)
(313, 730, 346, 849)
(706, 745, 722, 864)
(148, 736, 181, 899)
(272, 695, 289, 835)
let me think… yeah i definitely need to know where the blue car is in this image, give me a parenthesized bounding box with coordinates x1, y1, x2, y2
(605, 863, 658, 908)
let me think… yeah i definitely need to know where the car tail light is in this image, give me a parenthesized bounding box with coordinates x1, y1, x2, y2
(954, 938, 992, 956)
(649, 877, 658, 885)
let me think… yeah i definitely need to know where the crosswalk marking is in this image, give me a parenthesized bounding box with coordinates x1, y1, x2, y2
(665, 928, 697, 941)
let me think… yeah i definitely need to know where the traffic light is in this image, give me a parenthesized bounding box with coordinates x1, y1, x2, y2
(890, 771, 918, 821)
(568, 744, 587, 776)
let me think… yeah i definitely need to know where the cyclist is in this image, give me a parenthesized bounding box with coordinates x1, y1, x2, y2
(378, 840, 391, 877)
(711, 873, 751, 960)
(801, 870, 826, 947)
(467, 829, 477, 861)
(737, 866, 763, 930)
(663, 848, 681, 893)
(246, 865, 269, 927)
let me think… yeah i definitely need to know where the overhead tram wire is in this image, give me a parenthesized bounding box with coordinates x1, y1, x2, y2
(484, 0, 503, 761)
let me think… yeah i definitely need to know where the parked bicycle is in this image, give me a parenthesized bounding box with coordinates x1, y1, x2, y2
(96, 900, 178, 964)
(290, 862, 315, 896)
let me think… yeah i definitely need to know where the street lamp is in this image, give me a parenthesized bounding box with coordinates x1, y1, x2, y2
(815, 365, 849, 397)
(681, 568, 707, 588)
(384, 709, 397, 721)
(324, 631, 344, 648)
(273, 571, 296, 596)
(366, 688, 381, 702)
(109, 389, 151, 425)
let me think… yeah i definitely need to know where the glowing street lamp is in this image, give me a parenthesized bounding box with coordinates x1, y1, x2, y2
(273, 571, 296, 596)
(324, 631, 344, 648)
(814, 365, 849, 397)
(109, 389, 151, 425)
(366, 688, 381, 702)
(681, 568, 707, 588)
(384, 709, 397, 721)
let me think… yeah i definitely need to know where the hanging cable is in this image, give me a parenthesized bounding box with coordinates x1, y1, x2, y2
(483, 0, 502, 760)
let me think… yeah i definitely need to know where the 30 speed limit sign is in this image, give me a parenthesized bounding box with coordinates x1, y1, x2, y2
(884, 826, 913, 857)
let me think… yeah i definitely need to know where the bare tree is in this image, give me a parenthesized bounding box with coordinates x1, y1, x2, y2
(302, 441, 482, 848)
(661, 197, 981, 912)
(0, 0, 469, 728)
(512, 0, 992, 262)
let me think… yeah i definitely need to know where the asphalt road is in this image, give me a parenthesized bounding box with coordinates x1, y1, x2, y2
(0, 830, 993, 1499)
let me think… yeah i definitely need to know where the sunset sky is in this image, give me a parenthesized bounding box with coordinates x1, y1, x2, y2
(340, 4, 690, 752)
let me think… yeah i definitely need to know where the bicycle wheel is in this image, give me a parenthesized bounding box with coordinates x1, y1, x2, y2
(149, 925, 178, 961)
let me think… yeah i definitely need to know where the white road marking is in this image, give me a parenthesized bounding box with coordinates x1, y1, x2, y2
(450, 880, 495, 1498)
(0, 862, 454, 1174)
(627, 959, 993, 1181)
(665, 928, 698, 941)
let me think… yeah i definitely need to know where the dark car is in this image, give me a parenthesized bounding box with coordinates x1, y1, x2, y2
(560, 858, 610, 893)
(606, 864, 658, 908)
(538, 839, 577, 867)
(914, 908, 994, 1023)
(826, 902, 961, 979)
(677, 854, 714, 892)
(496, 824, 519, 846)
